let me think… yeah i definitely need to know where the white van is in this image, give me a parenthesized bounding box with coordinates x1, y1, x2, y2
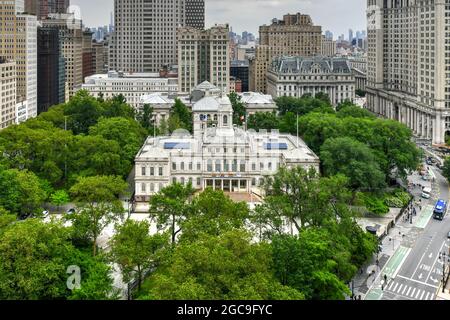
(422, 187, 432, 199)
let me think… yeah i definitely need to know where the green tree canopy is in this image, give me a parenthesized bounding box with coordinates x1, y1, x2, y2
(0, 168, 47, 216)
(321, 137, 386, 193)
(110, 220, 169, 292)
(229, 92, 246, 125)
(149, 183, 195, 245)
(180, 188, 250, 242)
(0, 219, 115, 300)
(139, 230, 305, 300)
(69, 175, 128, 255)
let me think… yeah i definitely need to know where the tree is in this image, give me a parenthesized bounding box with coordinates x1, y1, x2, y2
(67, 250, 119, 300)
(102, 94, 135, 119)
(229, 92, 246, 125)
(260, 166, 354, 235)
(89, 117, 147, 164)
(68, 135, 126, 183)
(51, 190, 70, 213)
(443, 157, 450, 183)
(139, 230, 305, 300)
(247, 112, 280, 131)
(180, 188, 250, 242)
(336, 99, 355, 112)
(0, 219, 115, 300)
(321, 137, 386, 194)
(0, 168, 47, 216)
(110, 220, 169, 292)
(64, 90, 104, 135)
(169, 99, 192, 132)
(149, 183, 195, 245)
(337, 105, 375, 119)
(298, 113, 344, 153)
(271, 231, 351, 300)
(68, 175, 128, 256)
(136, 104, 156, 134)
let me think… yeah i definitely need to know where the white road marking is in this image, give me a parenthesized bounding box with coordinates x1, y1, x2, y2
(392, 282, 399, 292)
(397, 284, 404, 293)
(396, 275, 438, 289)
(420, 291, 425, 300)
(415, 289, 421, 299)
(406, 287, 412, 296)
(425, 292, 430, 300)
(410, 287, 416, 297)
(426, 241, 447, 283)
(402, 285, 408, 295)
(388, 281, 395, 290)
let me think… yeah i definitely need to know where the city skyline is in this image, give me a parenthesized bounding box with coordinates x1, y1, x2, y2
(71, 0, 366, 38)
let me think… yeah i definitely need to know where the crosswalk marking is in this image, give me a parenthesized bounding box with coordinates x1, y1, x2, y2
(415, 289, 421, 299)
(420, 291, 425, 300)
(388, 281, 395, 290)
(425, 292, 430, 300)
(410, 288, 416, 297)
(402, 285, 408, 295)
(406, 287, 412, 296)
(392, 282, 399, 292)
(397, 284, 403, 293)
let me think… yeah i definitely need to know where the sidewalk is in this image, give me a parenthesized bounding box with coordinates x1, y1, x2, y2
(352, 170, 435, 300)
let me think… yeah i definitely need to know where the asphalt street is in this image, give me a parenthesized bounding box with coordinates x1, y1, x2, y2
(381, 166, 450, 300)
(364, 154, 450, 300)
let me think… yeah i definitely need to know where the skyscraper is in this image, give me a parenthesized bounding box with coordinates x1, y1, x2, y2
(0, 0, 38, 123)
(185, 0, 205, 29)
(366, 0, 450, 144)
(249, 13, 322, 93)
(348, 29, 353, 43)
(110, 0, 205, 73)
(0, 59, 17, 129)
(177, 24, 230, 94)
(25, 0, 69, 19)
(37, 27, 66, 114)
(42, 13, 83, 99)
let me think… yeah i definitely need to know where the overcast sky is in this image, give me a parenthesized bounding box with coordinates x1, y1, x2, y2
(71, 0, 366, 38)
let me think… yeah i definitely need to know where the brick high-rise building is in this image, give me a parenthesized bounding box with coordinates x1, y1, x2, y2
(25, 0, 70, 19)
(366, 0, 450, 144)
(249, 13, 322, 93)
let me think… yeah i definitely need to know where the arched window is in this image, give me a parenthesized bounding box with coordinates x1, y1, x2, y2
(223, 115, 228, 126)
(214, 114, 218, 122)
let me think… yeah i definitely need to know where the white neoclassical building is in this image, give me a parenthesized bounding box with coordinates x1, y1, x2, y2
(134, 94, 320, 202)
(81, 71, 179, 109)
(267, 56, 356, 106)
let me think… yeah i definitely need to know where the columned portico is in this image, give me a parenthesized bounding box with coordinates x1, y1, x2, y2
(204, 178, 250, 193)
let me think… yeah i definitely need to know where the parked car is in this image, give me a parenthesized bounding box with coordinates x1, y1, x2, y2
(447, 231, 450, 239)
(66, 208, 76, 215)
(422, 187, 432, 199)
(42, 210, 50, 218)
